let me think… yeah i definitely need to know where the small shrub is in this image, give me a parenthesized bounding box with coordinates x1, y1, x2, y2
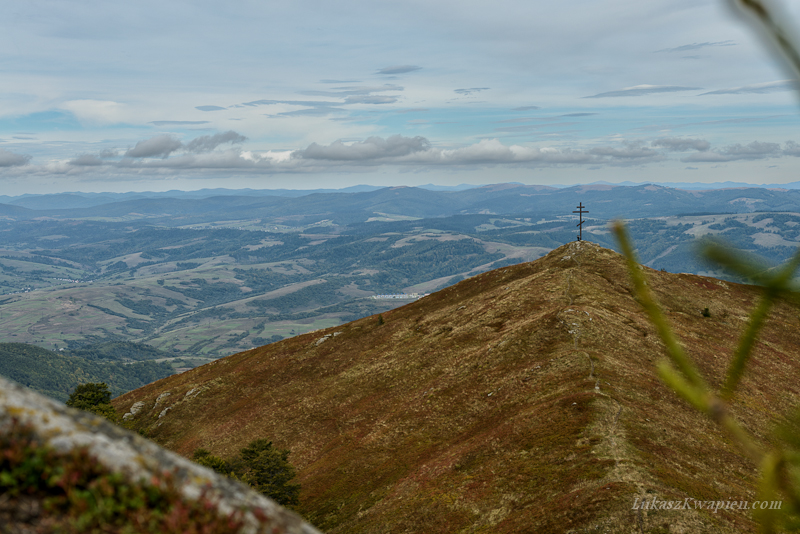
(65, 383, 119, 423)
(701, 307, 711, 318)
(192, 439, 301, 507)
(193, 448, 232, 475)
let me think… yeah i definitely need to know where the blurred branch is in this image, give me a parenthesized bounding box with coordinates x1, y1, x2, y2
(729, 0, 800, 78)
(610, 1, 800, 530)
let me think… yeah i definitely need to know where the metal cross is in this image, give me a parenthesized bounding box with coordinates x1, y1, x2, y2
(573, 202, 588, 241)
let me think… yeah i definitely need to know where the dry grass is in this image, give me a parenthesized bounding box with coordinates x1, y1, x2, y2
(113, 241, 799, 533)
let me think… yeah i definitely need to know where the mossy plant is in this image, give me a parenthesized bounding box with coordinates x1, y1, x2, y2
(0, 417, 249, 533)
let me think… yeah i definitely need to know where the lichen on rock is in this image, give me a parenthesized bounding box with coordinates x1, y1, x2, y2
(0, 375, 321, 534)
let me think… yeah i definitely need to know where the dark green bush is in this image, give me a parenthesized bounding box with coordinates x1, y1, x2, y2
(192, 439, 301, 507)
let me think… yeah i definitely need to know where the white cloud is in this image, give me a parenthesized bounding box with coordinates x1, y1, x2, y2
(295, 135, 430, 160)
(584, 85, 701, 98)
(700, 80, 800, 95)
(344, 95, 398, 104)
(184, 131, 247, 153)
(590, 142, 661, 160)
(682, 141, 782, 162)
(652, 137, 711, 151)
(301, 85, 403, 98)
(293, 136, 662, 167)
(0, 149, 31, 167)
(68, 154, 104, 166)
(454, 88, 490, 95)
(61, 100, 130, 125)
(377, 65, 421, 75)
(125, 135, 183, 158)
(118, 149, 269, 170)
(655, 41, 736, 53)
(121, 131, 246, 159)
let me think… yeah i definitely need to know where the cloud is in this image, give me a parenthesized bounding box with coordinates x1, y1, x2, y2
(275, 108, 344, 117)
(68, 154, 104, 166)
(61, 100, 129, 125)
(682, 141, 782, 162)
(210, 88, 401, 119)
(700, 80, 800, 95)
(247, 99, 341, 107)
(150, 120, 210, 126)
(395, 108, 428, 114)
(115, 131, 250, 160)
(584, 85, 701, 98)
(655, 41, 736, 53)
(344, 95, 398, 104)
(783, 141, 800, 156)
(377, 65, 421, 75)
(560, 112, 597, 117)
(320, 79, 361, 84)
(415, 139, 660, 166)
(241, 100, 281, 107)
(512, 106, 540, 111)
(184, 131, 247, 153)
(589, 142, 661, 160)
(291, 136, 661, 167)
(0, 149, 31, 167)
(455, 87, 490, 95)
(295, 135, 430, 161)
(195, 105, 227, 111)
(125, 134, 183, 158)
(16, 133, 745, 177)
(116, 150, 268, 170)
(301, 84, 403, 97)
(651, 137, 710, 151)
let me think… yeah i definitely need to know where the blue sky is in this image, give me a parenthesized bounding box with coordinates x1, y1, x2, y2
(2, 0, 800, 194)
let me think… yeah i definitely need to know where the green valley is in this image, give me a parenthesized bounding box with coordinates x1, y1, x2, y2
(0, 184, 799, 363)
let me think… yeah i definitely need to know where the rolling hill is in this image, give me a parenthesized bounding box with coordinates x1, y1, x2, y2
(102, 241, 800, 532)
(0, 342, 174, 401)
(4, 184, 800, 225)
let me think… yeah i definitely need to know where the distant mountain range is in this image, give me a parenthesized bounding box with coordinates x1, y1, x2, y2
(2, 183, 800, 224)
(3, 180, 800, 212)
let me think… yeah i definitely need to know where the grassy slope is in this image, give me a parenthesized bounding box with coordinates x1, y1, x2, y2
(114, 241, 798, 532)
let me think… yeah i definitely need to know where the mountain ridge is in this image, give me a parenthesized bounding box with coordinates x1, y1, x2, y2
(113, 241, 800, 532)
(4, 184, 800, 224)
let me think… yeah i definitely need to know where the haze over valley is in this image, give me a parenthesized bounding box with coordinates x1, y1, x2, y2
(0, 183, 798, 365)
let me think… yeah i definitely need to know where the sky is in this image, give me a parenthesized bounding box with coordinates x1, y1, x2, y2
(3, 0, 800, 194)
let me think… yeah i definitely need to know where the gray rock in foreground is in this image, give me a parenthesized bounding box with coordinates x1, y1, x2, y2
(0, 375, 322, 534)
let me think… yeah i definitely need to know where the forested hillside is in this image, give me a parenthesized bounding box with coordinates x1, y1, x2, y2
(0, 343, 174, 401)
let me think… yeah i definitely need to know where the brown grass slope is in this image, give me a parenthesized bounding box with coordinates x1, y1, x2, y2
(113, 241, 800, 533)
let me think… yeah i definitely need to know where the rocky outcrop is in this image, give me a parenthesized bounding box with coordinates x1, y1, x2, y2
(0, 375, 321, 534)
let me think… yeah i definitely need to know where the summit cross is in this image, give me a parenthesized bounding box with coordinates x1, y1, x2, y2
(573, 203, 588, 241)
